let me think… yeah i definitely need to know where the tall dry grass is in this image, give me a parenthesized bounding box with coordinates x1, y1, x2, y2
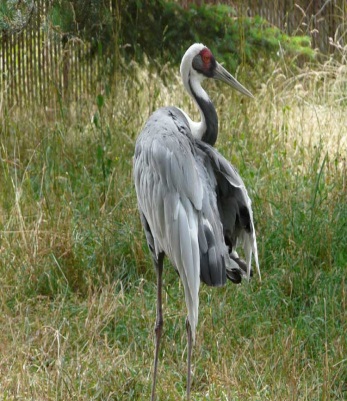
(0, 49, 346, 400)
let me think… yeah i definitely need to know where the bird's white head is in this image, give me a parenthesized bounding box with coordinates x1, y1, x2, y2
(180, 43, 208, 90)
(180, 43, 253, 98)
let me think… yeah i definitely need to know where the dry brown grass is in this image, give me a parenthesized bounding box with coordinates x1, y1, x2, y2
(0, 53, 346, 400)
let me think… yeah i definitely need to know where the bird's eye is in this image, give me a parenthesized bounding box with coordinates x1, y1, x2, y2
(202, 53, 211, 64)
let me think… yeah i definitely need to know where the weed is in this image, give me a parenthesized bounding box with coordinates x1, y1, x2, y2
(0, 52, 346, 400)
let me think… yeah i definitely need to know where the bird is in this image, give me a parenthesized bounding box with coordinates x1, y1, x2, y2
(133, 43, 261, 401)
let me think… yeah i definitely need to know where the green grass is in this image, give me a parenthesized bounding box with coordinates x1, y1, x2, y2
(0, 55, 346, 400)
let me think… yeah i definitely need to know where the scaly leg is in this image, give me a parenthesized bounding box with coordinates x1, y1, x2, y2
(151, 252, 164, 401)
(186, 318, 193, 400)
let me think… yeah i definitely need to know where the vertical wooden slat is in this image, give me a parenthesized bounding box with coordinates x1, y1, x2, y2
(74, 41, 77, 101)
(62, 39, 68, 101)
(33, 6, 38, 105)
(0, 37, 2, 100)
(89, 43, 92, 95)
(7, 32, 10, 105)
(42, 0, 46, 106)
(28, 13, 34, 105)
(17, 30, 21, 106)
(77, 42, 80, 100)
(45, 0, 49, 106)
(56, 32, 60, 102)
(84, 43, 87, 96)
(73, 40, 77, 100)
(1, 37, 2, 96)
(70, 41, 73, 101)
(43, 0, 47, 106)
(51, 29, 55, 100)
(2, 34, 7, 103)
(25, 18, 30, 105)
(79, 41, 82, 100)
(48, 27, 52, 106)
(16, 32, 20, 106)
(11, 31, 17, 105)
(14, 31, 17, 106)
(37, 0, 42, 104)
(21, 29, 26, 106)
(41, 0, 44, 105)
(7, 32, 12, 105)
(84, 42, 88, 96)
(55, 31, 61, 101)
(73, 41, 75, 100)
(19, 30, 23, 106)
(80, 42, 84, 99)
(52, 28, 56, 100)
(76, 41, 79, 100)
(30, 17, 34, 105)
(85, 42, 89, 95)
(21, 29, 24, 105)
(10, 31, 14, 106)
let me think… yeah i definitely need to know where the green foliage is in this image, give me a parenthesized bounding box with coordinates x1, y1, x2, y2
(0, 0, 14, 31)
(119, 1, 315, 70)
(46, 0, 314, 70)
(49, 0, 114, 55)
(0, 0, 35, 33)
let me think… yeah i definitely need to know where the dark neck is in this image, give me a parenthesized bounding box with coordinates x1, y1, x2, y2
(189, 80, 218, 146)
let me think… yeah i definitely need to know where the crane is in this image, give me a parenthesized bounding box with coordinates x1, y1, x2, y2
(133, 43, 261, 400)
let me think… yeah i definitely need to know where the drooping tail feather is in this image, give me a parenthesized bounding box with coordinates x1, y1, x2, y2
(244, 228, 261, 282)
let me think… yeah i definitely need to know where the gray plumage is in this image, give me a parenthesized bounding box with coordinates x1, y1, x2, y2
(134, 105, 258, 291)
(133, 43, 260, 401)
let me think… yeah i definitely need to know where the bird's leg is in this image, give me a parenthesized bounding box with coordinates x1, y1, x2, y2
(151, 252, 164, 401)
(186, 318, 193, 400)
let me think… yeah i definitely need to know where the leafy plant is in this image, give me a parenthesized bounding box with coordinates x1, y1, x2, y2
(0, 0, 35, 33)
(45, 0, 315, 71)
(118, 1, 315, 70)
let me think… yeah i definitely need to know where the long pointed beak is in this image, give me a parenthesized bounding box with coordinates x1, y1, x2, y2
(213, 62, 254, 98)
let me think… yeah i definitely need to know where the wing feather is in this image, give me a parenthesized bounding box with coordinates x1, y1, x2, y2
(134, 106, 261, 344)
(196, 140, 261, 281)
(134, 107, 202, 340)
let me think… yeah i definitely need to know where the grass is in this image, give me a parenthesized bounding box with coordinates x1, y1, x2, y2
(0, 53, 347, 400)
